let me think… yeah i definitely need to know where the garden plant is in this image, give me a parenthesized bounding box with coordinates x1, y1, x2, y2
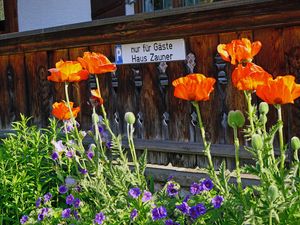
(0, 38, 299, 224)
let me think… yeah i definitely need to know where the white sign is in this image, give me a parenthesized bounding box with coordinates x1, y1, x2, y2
(115, 39, 186, 65)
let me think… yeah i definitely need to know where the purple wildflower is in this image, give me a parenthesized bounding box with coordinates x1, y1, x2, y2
(86, 150, 95, 160)
(75, 185, 81, 192)
(20, 215, 28, 224)
(189, 203, 206, 219)
(106, 141, 112, 149)
(183, 194, 190, 203)
(176, 202, 190, 214)
(201, 178, 214, 191)
(211, 196, 224, 208)
(151, 206, 167, 221)
(59, 185, 68, 194)
(79, 167, 88, 175)
(167, 175, 174, 181)
(142, 190, 152, 202)
(130, 209, 138, 220)
(190, 182, 203, 195)
(166, 182, 179, 197)
(35, 197, 42, 208)
(66, 150, 74, 158)
(43, 193, 52, 203)
(51, 140, 66, 152)
(128, 188, 141, 199)
(51, 151, 59, 160)
(37, 214, 44, 221)
(65, 176, 76, 187)
(73, 198, 80, 208)
(73, 210, 80, 220)
(62, 208, 71, 218)
(94, 212, 105, 224)
(165, 219, 180, 225)
(66, 194, 74, 205)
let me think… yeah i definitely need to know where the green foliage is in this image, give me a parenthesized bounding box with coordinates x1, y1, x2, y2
(0, 115, 60, 224)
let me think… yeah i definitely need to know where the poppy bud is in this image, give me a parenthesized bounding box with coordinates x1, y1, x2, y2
(291, 136, 300, 151)
(92, 113, 99, 123)
(268, 184, 279, 202)
(228, 110, 245, 128)
(259, 102, 269, 115)
(251, 134, 263, 150)
(259, 114, 267, 124)
(125, 112, 136, 124)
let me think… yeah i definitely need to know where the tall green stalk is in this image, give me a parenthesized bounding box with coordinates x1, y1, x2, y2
(244, 91, 255, 134)
(276, 105, 285, 171)
(192, 101, 223, 192)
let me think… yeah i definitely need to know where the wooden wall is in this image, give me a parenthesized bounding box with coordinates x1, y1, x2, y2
(0, 0, 300, 169)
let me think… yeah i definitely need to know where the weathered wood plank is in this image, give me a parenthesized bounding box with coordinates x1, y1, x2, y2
(25, 52, 50, 126)
(283, 27, 300, 139)
(254, 28, 287, 144)
(68, 47, 90, 129)
(167, 60, 190, 141)
(0, 55, 9, 127)
(0, 1, 300, 54)
(9, 54, 27, 120)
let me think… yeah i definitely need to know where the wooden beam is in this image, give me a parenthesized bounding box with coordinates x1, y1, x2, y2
(0, 0, 299, 54)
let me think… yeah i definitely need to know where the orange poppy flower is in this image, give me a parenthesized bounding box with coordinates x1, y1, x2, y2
(172, 74, 216, 101)
(232, 62, 272, 91)
(256, 75, 300, 105)
(48, 60, 89, 82)
(91, 89, 104, 105)
(52, 102, 80, 120)
(78, 52, 117, 74)
(217, 38, 262, 65)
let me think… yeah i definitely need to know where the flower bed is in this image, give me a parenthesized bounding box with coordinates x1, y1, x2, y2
(0, 38, 300, 224)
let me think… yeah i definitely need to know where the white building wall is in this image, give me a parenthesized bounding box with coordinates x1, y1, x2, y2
(17, 0, 91, 32)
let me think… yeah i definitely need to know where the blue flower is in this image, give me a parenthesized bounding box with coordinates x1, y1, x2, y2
(166, 182, 179, 197)
(59, 185, 68, 194)
(128, 188, 141, 199)
(37, 213, 44, 221)
(73, 198, 81, 208)
(189, 203, 206, 219)
(142, 190, 152, 202)
(66, 194, 74, 205)
(130, 209, 138, 220)
(35, 197, 42, 208)
(86, 150, 95, 160)
(151, 206, 167, 221)
(176, 202, 190, 214)
(62, 208, 71, 218)
(79, 167, 88, 175)
(201, 178, 214, 191)
(73, 210, 80, 220)
(20, 215, 28, 224)
(66, 150, 74, 158)
(190, 182, 203, 195)
(51, 140, 66, 152)
(51, 151, 59, 160)
(211, 195, 224, 208)
(43, 193, 52, 203)
(94, 212, 105, 224)
(183, 194, 190, 203)
(165, 219, 180, 225)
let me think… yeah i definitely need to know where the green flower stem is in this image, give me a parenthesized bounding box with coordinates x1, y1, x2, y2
(269, 208, 273, 225)
(63, 122, 69, 142)
(127, 123, 141, 184)
(233, 127, 242, 191)
(64, 83, 83, 148)
(94, 75, 128, 165)
(192, 101, 223, 192)
(244, 91, 255, 134)
(276, 105, 285, 170)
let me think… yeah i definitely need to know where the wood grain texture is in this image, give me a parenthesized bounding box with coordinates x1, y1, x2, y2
(167, 60, 190, 141)
(189, 34, 220, 144)
(9, 54, 27, 120)
(25, 52, 50, 126)
(68, 47, 90, 129)
(0, 55, 9, 127)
